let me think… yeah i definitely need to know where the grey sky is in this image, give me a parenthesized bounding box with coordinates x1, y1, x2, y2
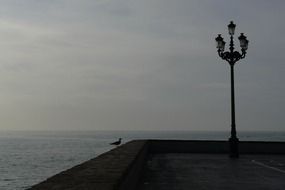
(0, 0, 284, 131)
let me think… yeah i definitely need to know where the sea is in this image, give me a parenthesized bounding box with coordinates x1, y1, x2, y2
(1, 130, 285, 190)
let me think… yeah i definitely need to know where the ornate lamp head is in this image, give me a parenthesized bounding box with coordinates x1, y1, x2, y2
(228, 21, 236, 35)
(238, 33, 249, 50)
(215, 34, 225, 50)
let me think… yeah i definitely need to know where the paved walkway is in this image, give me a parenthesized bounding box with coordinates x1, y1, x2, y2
(138, 154, 285, 190)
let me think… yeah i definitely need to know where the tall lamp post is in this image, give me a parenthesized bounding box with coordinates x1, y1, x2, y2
(215, 21, 249, 158)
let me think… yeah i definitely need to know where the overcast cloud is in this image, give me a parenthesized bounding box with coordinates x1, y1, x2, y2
(0, 0, 284, 131)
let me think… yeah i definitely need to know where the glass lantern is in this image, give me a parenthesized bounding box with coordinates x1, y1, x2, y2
(228, 21, 236, 36)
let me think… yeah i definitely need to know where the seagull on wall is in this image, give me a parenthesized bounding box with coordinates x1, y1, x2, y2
(110, 138, 122, 146)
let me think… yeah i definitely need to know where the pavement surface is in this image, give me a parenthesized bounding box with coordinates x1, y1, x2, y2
(138, 153, 285, 190)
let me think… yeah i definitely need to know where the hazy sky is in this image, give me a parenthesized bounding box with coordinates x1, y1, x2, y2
(0, 0, 284, 131)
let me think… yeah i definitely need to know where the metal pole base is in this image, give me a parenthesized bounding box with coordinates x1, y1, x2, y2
(229, 137, 239, 158)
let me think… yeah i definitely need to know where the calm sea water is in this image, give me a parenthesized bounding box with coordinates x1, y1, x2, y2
(0, 130, 285, 190)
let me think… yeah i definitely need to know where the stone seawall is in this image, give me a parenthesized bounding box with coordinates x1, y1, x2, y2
(149, 140, 285, 154)
(27, 140, 285, 190)
(27, 140, 149, 190)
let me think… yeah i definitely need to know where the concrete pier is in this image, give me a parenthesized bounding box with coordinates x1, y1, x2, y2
(139, 153, 285, 190)
(27, 140, 285, 190)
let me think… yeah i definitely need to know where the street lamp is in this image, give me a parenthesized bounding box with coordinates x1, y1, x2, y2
(215, 21, 249, 158)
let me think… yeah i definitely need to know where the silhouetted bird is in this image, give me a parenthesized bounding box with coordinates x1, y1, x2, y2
(110, 138, 122, 146)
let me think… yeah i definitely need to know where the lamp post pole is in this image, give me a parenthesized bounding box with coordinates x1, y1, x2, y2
(215, 21, 249, 158)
